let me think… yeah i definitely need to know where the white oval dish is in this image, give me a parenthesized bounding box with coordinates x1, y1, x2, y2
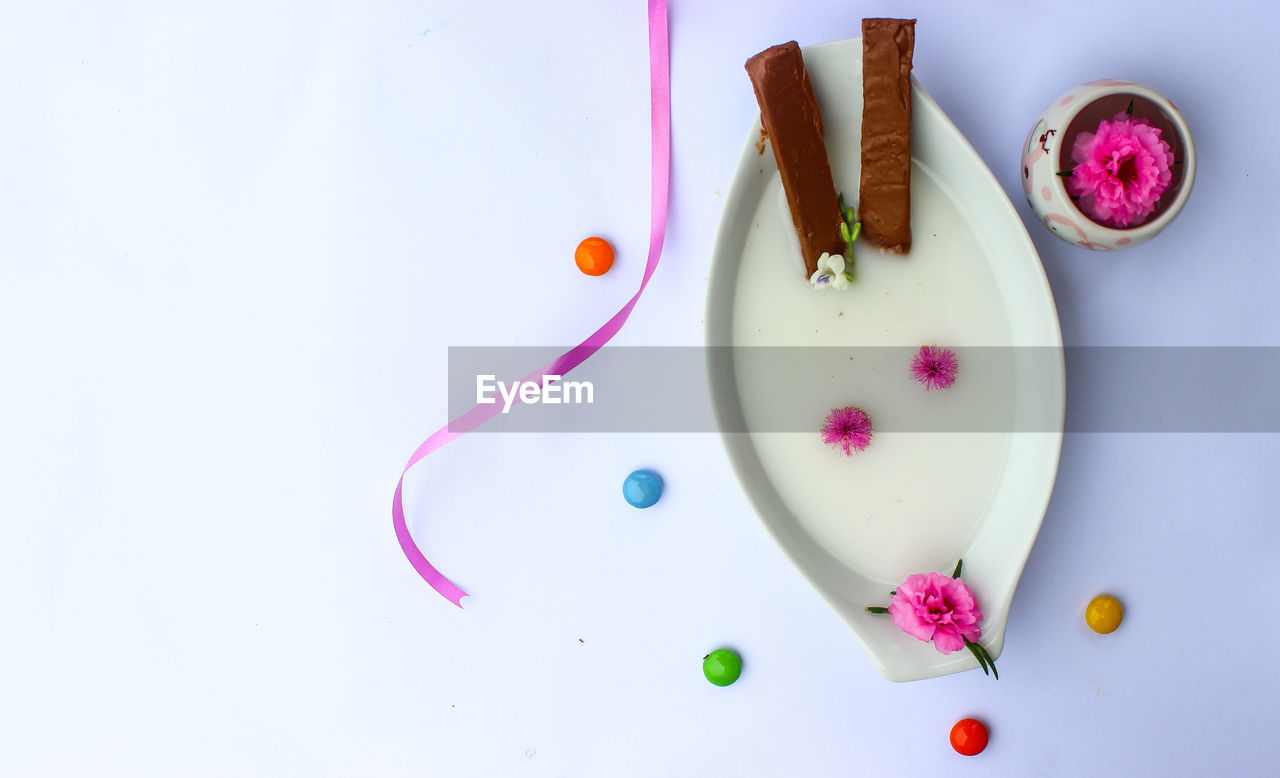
(706, 38, 1065, 682)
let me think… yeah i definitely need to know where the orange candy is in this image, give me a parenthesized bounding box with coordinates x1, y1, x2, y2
(575, 236, 615, 276)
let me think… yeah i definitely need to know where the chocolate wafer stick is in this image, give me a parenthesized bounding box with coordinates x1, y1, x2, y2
(858, 18, 915, 254)
(745, 42, 845, 277)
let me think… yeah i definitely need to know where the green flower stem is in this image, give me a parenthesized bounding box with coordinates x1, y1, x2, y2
(865, 606, 889, 614)
(836, 192, 860, 279)
(966, 640, 989, 676)
(951, 559, 963, 579)
(964, 638, 999, 680)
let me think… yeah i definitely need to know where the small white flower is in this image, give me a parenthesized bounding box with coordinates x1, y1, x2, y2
(809, 252, 850, 291)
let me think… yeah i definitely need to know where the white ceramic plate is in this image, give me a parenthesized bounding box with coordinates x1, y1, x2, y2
(706, 38, 1065, 681)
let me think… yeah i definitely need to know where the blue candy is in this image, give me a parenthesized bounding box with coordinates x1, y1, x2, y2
(623, 469, 663, 509)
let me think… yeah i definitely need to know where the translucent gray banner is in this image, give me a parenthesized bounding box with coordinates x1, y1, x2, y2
(446, 347, 1280, 433)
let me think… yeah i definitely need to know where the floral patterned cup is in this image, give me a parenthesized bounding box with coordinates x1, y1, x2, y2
(1022, 80, 1195, 251)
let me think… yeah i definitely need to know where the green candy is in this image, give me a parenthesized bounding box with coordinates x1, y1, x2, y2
(702, 648, 742, 686)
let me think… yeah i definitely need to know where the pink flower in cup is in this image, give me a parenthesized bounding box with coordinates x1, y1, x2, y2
(1067, 112, 1173, 228)
(887, 571, 983, 654)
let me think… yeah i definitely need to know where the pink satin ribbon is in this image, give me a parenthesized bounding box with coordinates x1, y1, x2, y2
(392, 0, 671, 607)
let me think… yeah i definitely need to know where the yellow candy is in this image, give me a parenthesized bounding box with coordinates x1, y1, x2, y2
(1086, 594, 1124, 634)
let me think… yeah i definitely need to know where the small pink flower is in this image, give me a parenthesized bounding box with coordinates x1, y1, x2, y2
(887, 571, 983, 654)
(910, 345, 958, 391)
(820, 406, 872, 455)
(1067, 113, 1174, 228)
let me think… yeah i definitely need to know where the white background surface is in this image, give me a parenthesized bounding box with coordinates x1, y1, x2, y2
(3, 1, 1279, 775)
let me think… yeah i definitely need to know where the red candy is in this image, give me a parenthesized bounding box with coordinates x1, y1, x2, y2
(950, 718, 989, 756)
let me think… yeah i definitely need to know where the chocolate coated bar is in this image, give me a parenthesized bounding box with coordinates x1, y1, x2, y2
(858, 18, 915, 254)
(745, 42, 845, 276)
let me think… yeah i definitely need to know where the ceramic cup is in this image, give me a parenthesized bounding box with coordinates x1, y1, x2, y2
(1021, 80, 1195, 251)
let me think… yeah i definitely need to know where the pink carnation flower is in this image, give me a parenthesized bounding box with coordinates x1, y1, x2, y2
(910, 345, 958, 391)
(820, 406, 872, 455)
(887, 571, 983, 654)
(1067, 113, 1174, 228)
